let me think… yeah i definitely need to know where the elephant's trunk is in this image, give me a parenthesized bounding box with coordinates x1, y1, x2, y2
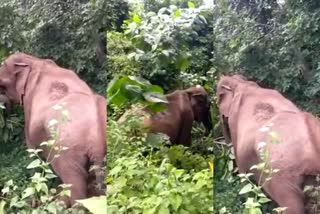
(220, 114, 231, 144)
(203, 107, 213, 136)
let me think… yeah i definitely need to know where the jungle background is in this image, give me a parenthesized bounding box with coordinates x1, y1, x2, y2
(107, 0, 320, 213)
(0, 0, 106, 213)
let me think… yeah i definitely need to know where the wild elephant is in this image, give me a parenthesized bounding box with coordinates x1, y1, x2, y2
(119, 85, 212, 146)
(0, 52, 106, 207)
(216, 74, 320, 214)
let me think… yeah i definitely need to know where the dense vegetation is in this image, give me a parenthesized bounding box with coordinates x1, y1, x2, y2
(2, 0, 320, 212)
(109, 0, 320, 213)
(0, 0, 107, 213)
(107, 0, 214, 213)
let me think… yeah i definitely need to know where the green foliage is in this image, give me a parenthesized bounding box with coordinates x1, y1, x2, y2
(107, 32, 141, 81)
(123, 4, 211, 90)
(107, 75, 167, 112)
(107, 117, 213, 214)
(23, 0, 107, 93)
(141, 0, 204, 13)
(107, 1, 215, 212)
(106, 0, 129, 31)
(76, 196, 106, 214)
(214, 179, 244, 214)
(0, 0, 25, 61)
(0, 143, 30, 188)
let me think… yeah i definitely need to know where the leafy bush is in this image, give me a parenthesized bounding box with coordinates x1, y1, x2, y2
(107, 118, 213, 214)
(122, 3, 212, 91)
(107, 32, 141, 81)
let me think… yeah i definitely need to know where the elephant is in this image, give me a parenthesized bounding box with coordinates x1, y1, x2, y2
(119, 85, 212, 146)
(216, 74, 320, 214)
(0, 52, 106, 207)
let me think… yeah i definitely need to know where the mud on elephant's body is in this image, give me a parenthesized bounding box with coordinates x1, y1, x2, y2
(216, 74, 320, 214)
(0, 53, 106, 207)
(119, 86, 212, 146)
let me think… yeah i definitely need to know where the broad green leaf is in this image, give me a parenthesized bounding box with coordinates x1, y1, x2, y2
(188, 1, 195, 8)
(76, 196, 106, 214)
(21, 187, 35, 199)
(149, 85, 164, 94)
(109, 166, 122, 175)
(161, 50, 170, 57)
(143, 92, 168, 104)
(45, 203, 58, 214)
(258, 197, 271, 203)
(0, 200, 6, 214)
(169, 193, 182, 211)
(249, 208, 262, 214)
(26, 159, 41, 169)
(175, 55, 190, 71)
(124, 84, 143, 99)
(239, 183, 253, 194)
(158, 203, 170, 214)
(148, 103, 167, 112)
(133, 14, 141, 24)
(174, 9, 181, 18)
(128, 76, 151, 87)
(107, 205, 119, 214)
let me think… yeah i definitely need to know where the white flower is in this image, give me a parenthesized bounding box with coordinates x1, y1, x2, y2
(52, 104, 62, 110)
(257, 141, 267, 150)
(259, 126, 269, 132)
(48, 119, 58, 127)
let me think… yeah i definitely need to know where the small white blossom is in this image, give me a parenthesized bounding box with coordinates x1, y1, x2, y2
(259, 126, 269, 132)
(48, 119, 58, 127)
(257, 141, 267, 150)
(52, 104, 62, 110)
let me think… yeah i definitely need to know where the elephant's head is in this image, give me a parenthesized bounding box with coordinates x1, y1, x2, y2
(185, 85, 212, 136)
(216, 74, 258, 143)
(0, 53, 35, 105)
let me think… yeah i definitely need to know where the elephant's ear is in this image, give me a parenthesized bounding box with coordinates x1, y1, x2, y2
(14, 62, 30, 104)
(217, 84, 233, 117)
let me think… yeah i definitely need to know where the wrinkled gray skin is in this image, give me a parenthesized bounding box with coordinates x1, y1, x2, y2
(0, 53, 106, 207)
(217, 74, 320, 214)
(119, 86, 212, 146)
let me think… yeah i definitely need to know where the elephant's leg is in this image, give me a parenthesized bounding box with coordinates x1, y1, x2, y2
(50, 153, 88, 207)
(262, 174, 305, 214)
(87, 162, 105, 197)
(87, 146, 106, 196)
(177, 111, 193, 146)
